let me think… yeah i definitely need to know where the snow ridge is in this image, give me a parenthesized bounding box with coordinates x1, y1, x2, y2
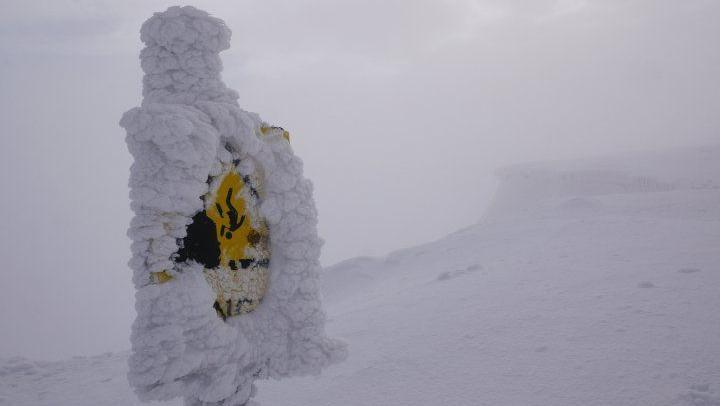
(119, 6, 346, 406)
(486, 146, 720, 219)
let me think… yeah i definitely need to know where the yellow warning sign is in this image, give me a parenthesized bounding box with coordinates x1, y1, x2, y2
(204, 166, 270, 318)
(156, 161, 271, 320)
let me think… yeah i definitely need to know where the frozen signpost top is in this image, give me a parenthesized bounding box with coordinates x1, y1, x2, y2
(120, 6, 346, 406)
(139, 5, 236, 104)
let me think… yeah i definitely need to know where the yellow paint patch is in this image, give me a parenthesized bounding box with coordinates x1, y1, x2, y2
(260, 125, 291, 143)
(151, 271, 173, 284)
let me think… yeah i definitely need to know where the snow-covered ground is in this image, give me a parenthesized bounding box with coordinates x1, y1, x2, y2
(2, 146, 719, 406)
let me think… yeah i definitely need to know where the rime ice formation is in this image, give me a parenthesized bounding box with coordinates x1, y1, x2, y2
(119, 6, 346, 406)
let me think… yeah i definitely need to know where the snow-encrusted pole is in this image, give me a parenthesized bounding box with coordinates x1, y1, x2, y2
(120, 6, 346, 406)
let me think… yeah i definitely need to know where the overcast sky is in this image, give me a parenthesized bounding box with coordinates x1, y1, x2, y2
(0, 0, 718, 360)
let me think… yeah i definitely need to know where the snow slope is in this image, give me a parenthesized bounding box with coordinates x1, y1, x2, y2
(2, 145, 719, 405)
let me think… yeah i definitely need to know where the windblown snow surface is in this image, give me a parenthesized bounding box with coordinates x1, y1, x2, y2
(2, 145, 719, 406)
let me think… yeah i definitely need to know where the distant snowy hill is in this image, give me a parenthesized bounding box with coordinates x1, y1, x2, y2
(2, 146, 719, 406)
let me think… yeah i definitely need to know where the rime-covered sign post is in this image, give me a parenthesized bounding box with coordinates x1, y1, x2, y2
(120, 6, 346, 406)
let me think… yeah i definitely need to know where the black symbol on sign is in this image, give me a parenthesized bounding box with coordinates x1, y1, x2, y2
(217, 187, 245, 240)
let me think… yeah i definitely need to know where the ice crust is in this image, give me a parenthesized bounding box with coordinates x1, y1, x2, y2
(119, 6, 346, 405)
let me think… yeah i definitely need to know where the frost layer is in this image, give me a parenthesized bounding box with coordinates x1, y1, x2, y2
(119, 6, 346, 405)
